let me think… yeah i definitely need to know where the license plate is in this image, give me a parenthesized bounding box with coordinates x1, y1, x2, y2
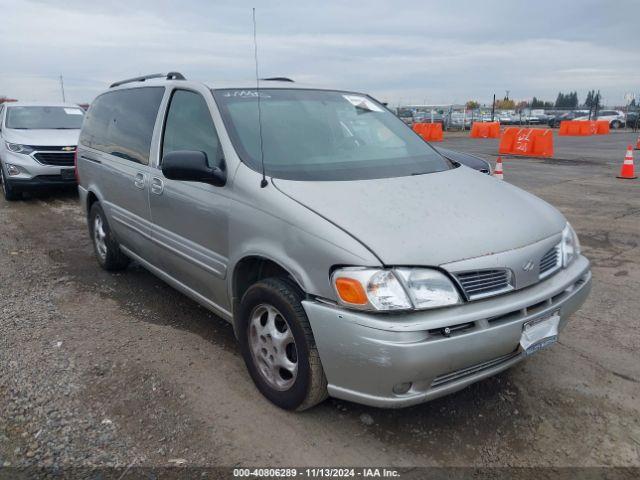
(520, 310, 560, 356)
(61, 168, 75, 180)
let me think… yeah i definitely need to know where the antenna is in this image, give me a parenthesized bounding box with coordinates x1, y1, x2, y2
(59, 75, 66, 102)
(253, 8, 268, 188)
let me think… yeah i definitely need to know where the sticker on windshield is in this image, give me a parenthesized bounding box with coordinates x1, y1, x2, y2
(222, 90, 271, 98)
(342, 95, 383, 112)
(64, 108, 83, 115)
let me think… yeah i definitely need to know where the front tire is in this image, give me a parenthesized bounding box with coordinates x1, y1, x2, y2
(238, 277, 328, 411)
(1, 165, 21, 201)
(89, 202, 130, 271)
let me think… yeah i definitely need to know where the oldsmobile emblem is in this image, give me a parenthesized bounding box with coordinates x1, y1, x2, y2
(522, 260, 535, 272)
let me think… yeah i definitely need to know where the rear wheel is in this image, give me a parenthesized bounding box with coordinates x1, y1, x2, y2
(89, 202, 130, 271)
(238, 277, 328, 411)
(0, 165, 21, 201)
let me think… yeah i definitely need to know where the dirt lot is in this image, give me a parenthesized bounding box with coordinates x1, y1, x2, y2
(1, 132, 639, 471)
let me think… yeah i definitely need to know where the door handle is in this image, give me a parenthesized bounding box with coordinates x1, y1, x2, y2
(150, 177, 164, 195)
(133, 172, 146, 189)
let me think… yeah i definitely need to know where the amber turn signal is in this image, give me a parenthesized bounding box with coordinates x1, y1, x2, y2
(335, 277, 368, 305)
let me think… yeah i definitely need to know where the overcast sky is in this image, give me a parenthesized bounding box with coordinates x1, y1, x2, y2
(1, 0, 638, 106)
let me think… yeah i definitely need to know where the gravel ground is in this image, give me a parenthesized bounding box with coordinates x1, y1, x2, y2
(0, 132, 639, 474)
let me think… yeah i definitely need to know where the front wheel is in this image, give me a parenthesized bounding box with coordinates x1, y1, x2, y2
(89, 202, 130, 271)
(238, 277, 328, 411)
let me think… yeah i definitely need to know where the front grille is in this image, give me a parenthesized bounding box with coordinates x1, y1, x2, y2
(454, 269, 513, 300)
(34, 152, 75, 166)
(539, 244, 561, 279)
(431, 350, 521, 389)
(28, 145, 75, 151)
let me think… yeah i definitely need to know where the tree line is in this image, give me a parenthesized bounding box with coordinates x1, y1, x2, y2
(466, 90, 604, 110)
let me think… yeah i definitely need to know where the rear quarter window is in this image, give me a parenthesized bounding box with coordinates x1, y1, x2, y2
(80, 87, 164, 165)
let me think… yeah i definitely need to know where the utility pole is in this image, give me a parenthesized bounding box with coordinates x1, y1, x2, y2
(59, 75, 66, 102)
(505, 90, 510, 100)
(491, 93, 496, 122)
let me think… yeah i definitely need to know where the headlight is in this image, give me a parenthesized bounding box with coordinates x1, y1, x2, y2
(5, 142, 34, 155)
(331, 267, 461, 312)
(561, 222, 581, 267)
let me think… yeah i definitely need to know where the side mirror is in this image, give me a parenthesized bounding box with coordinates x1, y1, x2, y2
(161, 150, 226, 187)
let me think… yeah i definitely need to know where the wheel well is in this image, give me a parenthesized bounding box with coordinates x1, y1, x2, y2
(233, 256, 302, 302)
(87, 191, 98, 216)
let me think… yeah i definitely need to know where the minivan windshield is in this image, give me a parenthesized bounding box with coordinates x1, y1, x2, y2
(6, 106, 84, 130)
(213, 89, 451, 181)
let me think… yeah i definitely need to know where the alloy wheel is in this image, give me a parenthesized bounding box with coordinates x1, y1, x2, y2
(248, 303, 298, 391)
(93, 214, 108, 261)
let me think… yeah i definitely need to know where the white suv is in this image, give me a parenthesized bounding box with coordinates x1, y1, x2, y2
(575, 110, 626, 129)
(0, 102, 84, 200)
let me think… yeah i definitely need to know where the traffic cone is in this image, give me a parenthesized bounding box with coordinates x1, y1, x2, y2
(493, 156, 504, 180)
(617, 145, 637, 179)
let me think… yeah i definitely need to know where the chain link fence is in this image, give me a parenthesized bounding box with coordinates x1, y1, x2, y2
(395, 104, 639, 132)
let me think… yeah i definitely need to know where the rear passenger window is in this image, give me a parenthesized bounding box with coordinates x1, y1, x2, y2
(162, 90, 222, 168)
(80, 87, 164, 165)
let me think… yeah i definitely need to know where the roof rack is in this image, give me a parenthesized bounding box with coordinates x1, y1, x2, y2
(109, 72, 186, 88)
(260, 77, 294, 82)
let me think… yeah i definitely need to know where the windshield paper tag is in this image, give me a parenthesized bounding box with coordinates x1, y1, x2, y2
(343, 95, 383, 112)
(64, 108, 83, 115)
(223, 90, 271, 98)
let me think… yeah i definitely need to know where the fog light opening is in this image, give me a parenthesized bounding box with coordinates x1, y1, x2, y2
(393, 382, 412, 395)
(6, 164, 20, 176)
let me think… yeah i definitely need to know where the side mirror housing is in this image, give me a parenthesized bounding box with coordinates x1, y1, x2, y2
(161, 150, 226, 187)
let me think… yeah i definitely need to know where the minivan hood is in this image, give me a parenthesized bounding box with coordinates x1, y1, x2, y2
(3, 128, 80, 146)
(273, 167, 566, 266)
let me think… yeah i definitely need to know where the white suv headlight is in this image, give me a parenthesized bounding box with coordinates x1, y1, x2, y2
(561, 222, 581, 267)
(5, 142, 34, 155)
(331, 267, 461, 312)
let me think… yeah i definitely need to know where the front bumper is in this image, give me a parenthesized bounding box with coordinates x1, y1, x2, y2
(2, 150, 74, 181)
(303, 255, 591, 408)
(9, 175, 76, 190)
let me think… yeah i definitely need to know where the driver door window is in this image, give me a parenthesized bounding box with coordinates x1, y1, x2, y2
(162, 90, 223, 168)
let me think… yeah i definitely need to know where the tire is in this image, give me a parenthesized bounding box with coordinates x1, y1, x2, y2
(238, 277, 328, 411)
(1, 165, 21, 201)
(88, 202, 130, 271)
(611, 120, 621, 129)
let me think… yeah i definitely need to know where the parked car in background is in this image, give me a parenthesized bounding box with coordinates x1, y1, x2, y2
(575, 110, 626, 129)
(414, 110, 445, 124)
(480, 112, 494, 122)
(445, 111, 472, 130)
(625, 111, 639, 129)
(0, 102, 84, 200)
(396, 107, 414, 126)
(497, 112, 514, 125)
(77, 73, 591, 411)
(547, 110, 590, 128)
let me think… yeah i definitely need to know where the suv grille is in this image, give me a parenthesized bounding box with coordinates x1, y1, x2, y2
(539, 244, 561, 279)
(454, 269, 513, 300)
(34, 151, 75, 166)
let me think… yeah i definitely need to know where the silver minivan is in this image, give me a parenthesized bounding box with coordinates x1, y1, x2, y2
(77, 73, 591, 410)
